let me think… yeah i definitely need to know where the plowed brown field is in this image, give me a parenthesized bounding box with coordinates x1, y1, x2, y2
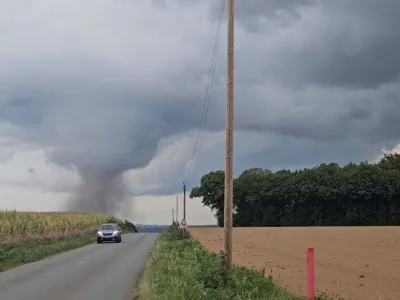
(189, 227, 400, 300)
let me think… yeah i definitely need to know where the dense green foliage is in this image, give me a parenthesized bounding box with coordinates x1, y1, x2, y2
(118, 218, 138, 233)
(190, 154, 400, 227)
(135, 226, 325, 300)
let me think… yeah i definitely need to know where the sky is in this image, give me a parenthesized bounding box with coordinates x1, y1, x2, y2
(1, 0, 400, 224)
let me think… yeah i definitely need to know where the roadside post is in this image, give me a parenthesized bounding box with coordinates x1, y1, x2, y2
(307, 247, 315, 300)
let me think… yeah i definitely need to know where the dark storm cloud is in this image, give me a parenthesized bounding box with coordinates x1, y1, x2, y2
(275, 36, 400, 89)
(209, 0, 316, 32)
(1, 0, 400, 201)
(256, 0, 400, 89)
(234, 0, 315, 18)
(244, 139, 383, 172)
(0, 99, 43, 127)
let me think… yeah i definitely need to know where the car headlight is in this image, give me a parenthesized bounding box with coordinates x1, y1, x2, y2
(112, 231, 118, 235)
(97, 231, 103, 236)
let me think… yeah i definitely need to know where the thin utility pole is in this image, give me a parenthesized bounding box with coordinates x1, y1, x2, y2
(224, 0, 234, 270)
(172, 209, 175, 224)
(183, 182, 187, 221)
(176, 196, 179, 223)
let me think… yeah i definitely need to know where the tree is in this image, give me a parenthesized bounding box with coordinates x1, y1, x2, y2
(190, 170, 225, 226)
(191, 154, 400, 227)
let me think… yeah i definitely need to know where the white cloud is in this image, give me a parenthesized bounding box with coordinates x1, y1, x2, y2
(124, 129, 279, 196)
(0, 146, 79, 193)
(373, 144, 400, 164)
(0, 186, 69, 211)
(132, 193, 216, 225)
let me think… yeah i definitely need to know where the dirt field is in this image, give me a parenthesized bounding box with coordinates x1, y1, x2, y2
(189, 227, 400, 300)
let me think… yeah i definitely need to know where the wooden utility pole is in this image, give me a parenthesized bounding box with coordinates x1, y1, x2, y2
(224, 0, 234, 270)
(172, 209, 175, 224)
(183, 182, 187, 221)
(176, 196, 179, 223)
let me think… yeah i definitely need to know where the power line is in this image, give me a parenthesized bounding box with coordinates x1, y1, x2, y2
(185, 0, 225, 182)
(193, 1, 225, 177)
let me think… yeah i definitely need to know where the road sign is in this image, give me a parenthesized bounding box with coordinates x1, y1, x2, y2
(178, 219, 187, 230)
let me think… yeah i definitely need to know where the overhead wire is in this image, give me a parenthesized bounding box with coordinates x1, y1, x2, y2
(184, 0, 225, 182)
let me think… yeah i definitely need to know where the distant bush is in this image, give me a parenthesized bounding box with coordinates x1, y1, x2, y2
(122, 219, 138, 233)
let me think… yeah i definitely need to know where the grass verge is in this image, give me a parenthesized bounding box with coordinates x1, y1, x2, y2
(134, 226, 333, 300)
(0, 233, 95, 272)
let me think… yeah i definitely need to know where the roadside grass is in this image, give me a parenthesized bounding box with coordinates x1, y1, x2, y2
(134, 226, 333, 300)
(0, 233, 95, 272)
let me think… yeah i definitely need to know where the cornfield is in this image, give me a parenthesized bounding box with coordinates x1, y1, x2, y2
(0, 210, 124, 243)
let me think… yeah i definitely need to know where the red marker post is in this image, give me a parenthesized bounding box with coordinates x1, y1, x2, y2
(307, 247, 315, 300)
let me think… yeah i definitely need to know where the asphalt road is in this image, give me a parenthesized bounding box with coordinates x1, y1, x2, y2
(0, 233, 158, 300)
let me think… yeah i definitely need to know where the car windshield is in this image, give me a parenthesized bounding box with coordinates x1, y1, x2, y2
(100, 224, 117, 230)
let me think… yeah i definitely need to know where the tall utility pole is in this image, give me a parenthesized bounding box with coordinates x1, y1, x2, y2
(176, 196, 179, 223)
(172, 209, 175, 224)
(183, 182, 187, 221)
(224, 0, 234, 270)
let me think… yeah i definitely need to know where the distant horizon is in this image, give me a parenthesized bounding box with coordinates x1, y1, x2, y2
(135, 224, 218, 226)
(134, 223, 219, 233)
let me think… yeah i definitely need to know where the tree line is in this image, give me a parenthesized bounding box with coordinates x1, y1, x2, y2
(190, 154, 400, 227)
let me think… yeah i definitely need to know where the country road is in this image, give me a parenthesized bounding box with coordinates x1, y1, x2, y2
(0, 233, 158, 300)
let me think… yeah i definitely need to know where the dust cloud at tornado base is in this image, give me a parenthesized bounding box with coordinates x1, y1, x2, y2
(65, 167, 136, 220)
